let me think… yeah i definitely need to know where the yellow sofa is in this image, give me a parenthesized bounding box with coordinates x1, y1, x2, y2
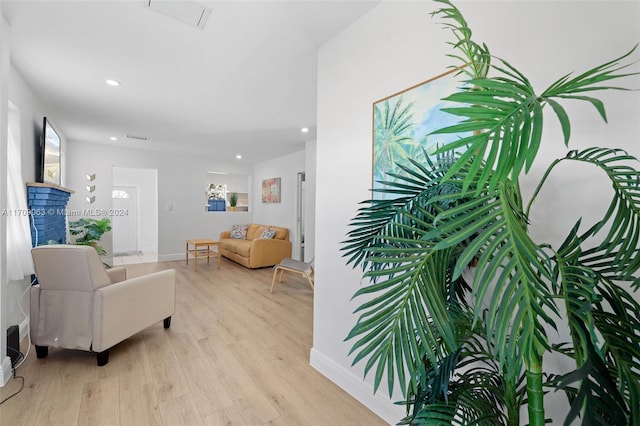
(219, 224, 292, 269)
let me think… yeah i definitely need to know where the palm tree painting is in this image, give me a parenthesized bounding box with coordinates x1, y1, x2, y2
(372, 68, 467, 199)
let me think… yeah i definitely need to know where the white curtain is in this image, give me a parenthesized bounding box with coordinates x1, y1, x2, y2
(6, 105, 34, 280)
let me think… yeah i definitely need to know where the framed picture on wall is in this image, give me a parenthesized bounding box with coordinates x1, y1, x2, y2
(372, 67, 468, 199)
(262, 177, 281, 203)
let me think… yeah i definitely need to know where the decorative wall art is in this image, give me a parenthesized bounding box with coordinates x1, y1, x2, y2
(261, 177, 281, 203)
(206, 183, 227, 211)
(372, 67, 468, 199)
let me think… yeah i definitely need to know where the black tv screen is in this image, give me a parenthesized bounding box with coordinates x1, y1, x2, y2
(41, 117, 61, 185)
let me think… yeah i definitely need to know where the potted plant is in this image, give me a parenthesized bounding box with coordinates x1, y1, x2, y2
(69, 217, 112, 256)
(342, 1, 640, 424)
(229, 192, 238, 211)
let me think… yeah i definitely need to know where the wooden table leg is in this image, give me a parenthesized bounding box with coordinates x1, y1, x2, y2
(194, 243, 199, 272)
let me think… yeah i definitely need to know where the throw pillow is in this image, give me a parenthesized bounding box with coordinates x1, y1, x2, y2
(260, 228, 276, 239)
(230, 224, 248, 239)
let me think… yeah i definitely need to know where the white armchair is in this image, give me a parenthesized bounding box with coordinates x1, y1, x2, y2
(30, 244, 176, 366)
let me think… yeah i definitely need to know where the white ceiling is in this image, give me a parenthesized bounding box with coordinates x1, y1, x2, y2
(2, 0, 379, 164)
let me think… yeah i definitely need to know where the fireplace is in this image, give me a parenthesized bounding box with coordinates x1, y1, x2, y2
(26, 182, 74, 246)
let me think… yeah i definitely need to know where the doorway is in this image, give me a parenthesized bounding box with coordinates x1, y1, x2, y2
(297, 172, 306, 261)
(112, 167, 158, 265)
(112, 186, 138, 254)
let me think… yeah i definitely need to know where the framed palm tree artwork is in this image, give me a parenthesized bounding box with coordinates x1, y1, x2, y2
(372, 67, 468, 199)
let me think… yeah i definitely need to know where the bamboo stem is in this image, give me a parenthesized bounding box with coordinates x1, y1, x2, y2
(525, 355, 545, 426)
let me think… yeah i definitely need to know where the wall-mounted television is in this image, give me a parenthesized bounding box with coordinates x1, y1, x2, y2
(40, 117, 61, 185)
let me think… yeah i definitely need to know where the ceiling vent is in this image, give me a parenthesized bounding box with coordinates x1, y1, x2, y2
(144, 0, 212, 30)
(126, 134, 148, 141)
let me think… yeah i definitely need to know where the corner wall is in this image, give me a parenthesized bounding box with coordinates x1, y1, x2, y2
(1, 10, 55, 385)
(252, 149, 307, 260)
(0, 8, 11, 385)
(314, 1, 640, 423)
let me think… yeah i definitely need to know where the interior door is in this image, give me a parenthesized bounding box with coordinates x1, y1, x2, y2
(112, 186, 138, 254)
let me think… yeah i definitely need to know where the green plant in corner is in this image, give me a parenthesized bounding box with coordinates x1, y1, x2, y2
(69, 217, 112, 256)
(342, 1, 640, 425)
(229, 192, 238, 207)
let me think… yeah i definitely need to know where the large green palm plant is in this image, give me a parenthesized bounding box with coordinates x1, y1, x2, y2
(342, 1, 640, 424)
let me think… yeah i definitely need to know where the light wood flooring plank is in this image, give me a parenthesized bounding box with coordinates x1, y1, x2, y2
(1, 258, 385, 426)
(77, 375, 120, 426)
(119, 382, 163, 426)
(197, 336, 281, 425)
(26, 358, 87, 425)
(159, 392, 205, 426)
(202, 404, 252, 426)
(143, 327, 192, 404)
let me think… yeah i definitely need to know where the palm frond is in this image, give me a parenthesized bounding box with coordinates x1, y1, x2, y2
(431, 0, 491, 79)
(593, 279, 640, 424)
(403, 342, 512, 426)
(566, 148, 640, 278)
(551, 348, 630, 426)
(343, 155, 454, 269)
(430, 49, 638, 194)
(343, 156, 475, 396)
(430, 65, 541, 193)
(430, 181, 558, 367)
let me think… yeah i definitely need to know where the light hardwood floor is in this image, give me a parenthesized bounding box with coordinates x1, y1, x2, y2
(1, 258, 386, 426)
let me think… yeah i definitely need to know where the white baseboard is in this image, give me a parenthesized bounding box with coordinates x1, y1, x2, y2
(309, 347, 404, 425)
(0, 356, 12, 387)
(158, 253, 184, 262)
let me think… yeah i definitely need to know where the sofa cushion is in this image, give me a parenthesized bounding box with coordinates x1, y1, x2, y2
(230, 224, 248, 239)
(236, 242, 252, 257)
(260, 228, 276, 239)
(246, 224, 264, 241)
(246, 224, 288, 241)
(220, 238, 250, 255)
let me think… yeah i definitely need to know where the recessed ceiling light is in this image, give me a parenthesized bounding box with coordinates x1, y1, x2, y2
(109, 136, 118, 141)
(106, 79, 121, 87)
(235, 155, 242, 160)
(301, 127, 309, 133)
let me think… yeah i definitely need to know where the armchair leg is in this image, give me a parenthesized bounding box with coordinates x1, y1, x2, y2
(35, 345, 48, 359)
(96, 350, 110, 366)
(163, 316, 172, 329)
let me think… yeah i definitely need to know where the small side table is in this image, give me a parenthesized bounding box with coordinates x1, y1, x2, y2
(186, 239, 220, 272)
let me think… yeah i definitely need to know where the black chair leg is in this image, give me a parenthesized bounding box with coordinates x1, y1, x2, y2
(96, 350, 109, 366)
(163, 316, 172, 329)
(35, 345, 48, 359)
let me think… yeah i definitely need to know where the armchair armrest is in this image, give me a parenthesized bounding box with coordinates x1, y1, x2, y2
(92, 269, 176, 352)
(249, 238, 292, 268)
(29, 285, 41, 345)
(106, 266, 127, 283)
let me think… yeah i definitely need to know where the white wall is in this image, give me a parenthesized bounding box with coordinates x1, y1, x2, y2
(0, 9, 11, 385)
(65, 141, 254, 262)
(304, 139, 316, 262)
(314, 0, 640, 424)
(1, 8, 57, 383)
(252, 149, 306, 260)
(4, 66, 46, 338)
